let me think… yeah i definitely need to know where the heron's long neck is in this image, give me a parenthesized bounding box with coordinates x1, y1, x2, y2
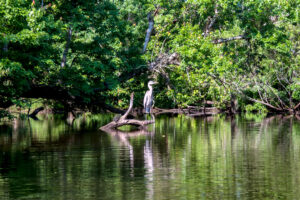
(148, 85, 153, 93)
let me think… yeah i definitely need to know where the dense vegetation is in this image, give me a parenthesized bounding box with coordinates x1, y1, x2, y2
(0, 0, 299, 118)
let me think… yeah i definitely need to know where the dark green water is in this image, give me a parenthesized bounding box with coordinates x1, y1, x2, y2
(0, 114, 300, 200)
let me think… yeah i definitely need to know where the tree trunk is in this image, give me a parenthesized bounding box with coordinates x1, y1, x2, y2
(3, 41, 8, 52)
(143, 13, 154, 53)
(230, 93, 238, 114)
(61, 28, 72, 67)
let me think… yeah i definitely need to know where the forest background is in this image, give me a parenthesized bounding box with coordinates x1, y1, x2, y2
(0, 0, 299, 118)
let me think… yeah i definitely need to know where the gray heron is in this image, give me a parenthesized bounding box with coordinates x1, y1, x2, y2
(143, 81, 157, 113)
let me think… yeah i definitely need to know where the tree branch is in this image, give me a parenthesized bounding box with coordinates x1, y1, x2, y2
(294, 102, 300, 110)
(203, 3, 219, 37)
(213, 35, 246, 44)
(265, 83, 288, 109)
(234, 85, 282, 111)
(100, 93, 154, 131)
(254, 78, 267, 103)
(119, 93, 134, 121)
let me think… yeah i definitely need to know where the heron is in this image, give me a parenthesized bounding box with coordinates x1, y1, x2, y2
(143, 81, 157, 114)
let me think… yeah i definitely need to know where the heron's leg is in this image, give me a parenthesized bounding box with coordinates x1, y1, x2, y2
(150, 100, 155, 113)
(144, 112, 149, 120)
(150, 113, 155, 121)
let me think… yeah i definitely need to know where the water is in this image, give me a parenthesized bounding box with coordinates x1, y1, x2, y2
(0, 114, 299, 200)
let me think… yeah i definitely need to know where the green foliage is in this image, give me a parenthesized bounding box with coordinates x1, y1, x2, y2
(0, 109, 15, 120)
(0, 0, 299, 113)
(0, 0, 148, 110)
(245, 103, 268, 113)
(143, 0, 299, 112)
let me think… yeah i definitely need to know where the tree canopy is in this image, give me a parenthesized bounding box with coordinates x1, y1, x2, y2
(0, 0, 299, 116)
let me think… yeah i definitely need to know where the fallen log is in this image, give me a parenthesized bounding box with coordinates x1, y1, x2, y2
(100, 93, 154, 131)
(151, 107, 220, 115)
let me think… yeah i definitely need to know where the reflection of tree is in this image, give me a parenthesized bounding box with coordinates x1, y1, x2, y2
(0, 114, 113, 151)
(272, 116, 293, 154)
(0, 150, 41, 199)
(1, 114, 300, 199)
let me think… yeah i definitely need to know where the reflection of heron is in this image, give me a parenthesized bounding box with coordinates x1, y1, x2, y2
(106, 128, 155, 177)
(144, 81, 157, 114)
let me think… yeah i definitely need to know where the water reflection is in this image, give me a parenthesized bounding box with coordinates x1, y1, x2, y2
(103, 124, 156, 200)
(107, 127, 155, 177)
(0, 114, 299, 199)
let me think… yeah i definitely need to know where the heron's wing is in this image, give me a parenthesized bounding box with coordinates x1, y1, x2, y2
(143, 90, 150, 108)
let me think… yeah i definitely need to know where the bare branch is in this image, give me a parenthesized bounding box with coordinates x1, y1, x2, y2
(254, 78, 266, 103)
(203, 3, 219, 37)
(70, 54, 78, 68)
(207, 72, 229, 90)
(232, 82, 283, 111)
(120, 93, 134, 121)
(245, 95, 283, 111)
(265, 82, 288, 109)
(295, 102, 300, 110)
(213, 35, 246, 44)
(276, 74, 290, 95)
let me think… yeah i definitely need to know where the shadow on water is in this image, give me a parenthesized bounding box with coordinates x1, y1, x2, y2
(0, 114, 299, 199)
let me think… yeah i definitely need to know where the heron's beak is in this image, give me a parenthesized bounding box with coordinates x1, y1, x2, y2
(153, 82, 158, 84)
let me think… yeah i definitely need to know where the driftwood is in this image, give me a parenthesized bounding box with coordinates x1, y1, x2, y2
(100, 93, 154, 131)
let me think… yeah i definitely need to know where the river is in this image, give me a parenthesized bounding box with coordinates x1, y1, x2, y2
(0, 114, 299, 199)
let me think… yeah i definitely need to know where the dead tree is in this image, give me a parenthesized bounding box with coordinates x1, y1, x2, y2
(100, 93, 154, 131)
